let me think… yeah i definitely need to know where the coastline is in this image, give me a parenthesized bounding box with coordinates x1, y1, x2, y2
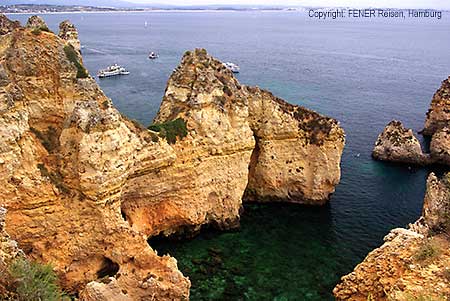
(3, 9, 298, 15)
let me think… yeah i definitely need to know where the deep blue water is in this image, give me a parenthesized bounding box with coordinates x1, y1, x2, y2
(9, 11, 450, 300)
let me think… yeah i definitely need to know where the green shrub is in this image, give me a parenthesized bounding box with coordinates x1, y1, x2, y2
(63, 45, 89, 79)
(148, 118, 188, 144)
(37, 163, 69, 194)
(39, 25, 51, 33)
(30, 26, 52, 36)
(9, 258, 63, 301)
(31, 28, 41, 35)
(413, 240, 441, 262)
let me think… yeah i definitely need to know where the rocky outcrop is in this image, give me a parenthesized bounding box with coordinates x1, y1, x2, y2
(59, 20, 81, 52)
(430, 127, 450, 166)
(372, 120, 430, 165)
(0, 15, 20, 35)
(0, 15, 344, 299)
(245, 88, 345, 204)
(0, 208, 23, 299)
(0, 15, 190, 300)
(373, 77, 450, 166)
(423, 76, 450, 136)
(333, 173, 450, 301)
(25, 15, 48, 30)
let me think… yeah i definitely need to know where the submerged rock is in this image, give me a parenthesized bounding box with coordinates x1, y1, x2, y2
(372, 120, 430, 165)
(333, 173, 450, 300)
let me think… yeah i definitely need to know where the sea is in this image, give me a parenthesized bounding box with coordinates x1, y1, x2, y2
(9, 11, 450, 300)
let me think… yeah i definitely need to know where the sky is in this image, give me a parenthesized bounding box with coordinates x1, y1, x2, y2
(129, 0, 450, 9)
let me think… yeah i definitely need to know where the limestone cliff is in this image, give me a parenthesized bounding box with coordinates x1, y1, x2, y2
(430, 127, 450, 166)
(0, 15, 345, 299)
(59, 20, 81, 53)
(423, 76, 450, 136)
(372, 120, 430, 165)
(0, 15, 190, 300)
(333, 173, 450, 301)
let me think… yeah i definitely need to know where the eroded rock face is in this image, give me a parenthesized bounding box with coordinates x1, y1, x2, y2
(246, 88, 345, 204)
(372, 120, 430, 165)
(120, 49, 345, 239)
(430, 127, 450, 166)
(0, 16, 190, 300)
(0, 14, 20, 35)
(0, 15, 345, 299)
(59, 20, 81, 52)
(25, 15, 47, 30)
(333, 173, 450, 301)
(423, 76, 450, 136)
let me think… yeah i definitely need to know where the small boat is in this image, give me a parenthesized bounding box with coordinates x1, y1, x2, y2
(148, 52, 159, 59)
(223, 62, 240, 73)
(97, 64, 130, 78)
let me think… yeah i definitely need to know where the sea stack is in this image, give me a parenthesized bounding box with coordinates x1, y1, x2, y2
(372, 76, 450, 167)
(423, 76, 450, 135)
(372, 120, 430, 165)
(0, 15, 344, 299)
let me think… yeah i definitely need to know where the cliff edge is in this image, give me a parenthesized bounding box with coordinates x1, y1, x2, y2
(333, 173, 450, 300)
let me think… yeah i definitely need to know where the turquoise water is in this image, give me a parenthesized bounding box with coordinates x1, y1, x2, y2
(9, 12, 450, 300)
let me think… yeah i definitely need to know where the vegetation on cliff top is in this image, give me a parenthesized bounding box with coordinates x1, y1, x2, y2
(63, 44, 88, 79)
(148, 118, 188, 144)
(31, 25, 52, 35)
(9, 258, 64, 301)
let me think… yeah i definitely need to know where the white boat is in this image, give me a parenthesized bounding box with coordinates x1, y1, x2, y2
(97, 64, 130, 78)
(148, 52, 159, 59)
(223, 62, 240, 73)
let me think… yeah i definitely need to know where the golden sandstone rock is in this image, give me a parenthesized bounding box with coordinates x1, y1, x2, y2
(372, 120, 430, 165)
(0, 15, 345, 298)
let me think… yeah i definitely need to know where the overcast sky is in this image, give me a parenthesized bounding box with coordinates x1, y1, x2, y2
(130, 0, 450, 9)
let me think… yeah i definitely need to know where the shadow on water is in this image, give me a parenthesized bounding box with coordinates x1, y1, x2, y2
(150, 203, 349, 301)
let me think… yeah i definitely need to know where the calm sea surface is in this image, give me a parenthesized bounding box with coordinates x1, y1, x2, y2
(10, 11, 450, 300)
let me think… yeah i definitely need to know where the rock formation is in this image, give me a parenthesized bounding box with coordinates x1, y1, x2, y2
(0, 15, 345, 298)
(423, 76, 450, 136)
(0, 15, 190, 300)
(25, 15, 48, 30)
(372, 120, 430, 165)
(430, 127, 450, 166)
(373, 77, 450, 166)
(245, 88, 345, 204)
(59, 20, 81, 53)
(0, 15, 20, 35)
(0, 208, 24, 299)
(333, 173, 450, 301)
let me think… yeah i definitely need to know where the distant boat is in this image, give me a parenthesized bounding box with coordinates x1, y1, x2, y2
(144, 21, 148, 27)
(97, 64, 130, 78)
(148, 52, 159, 59)
(223, 62, 240, 73)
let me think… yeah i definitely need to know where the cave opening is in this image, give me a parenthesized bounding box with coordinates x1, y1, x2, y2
(96, 257, 120, 279)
